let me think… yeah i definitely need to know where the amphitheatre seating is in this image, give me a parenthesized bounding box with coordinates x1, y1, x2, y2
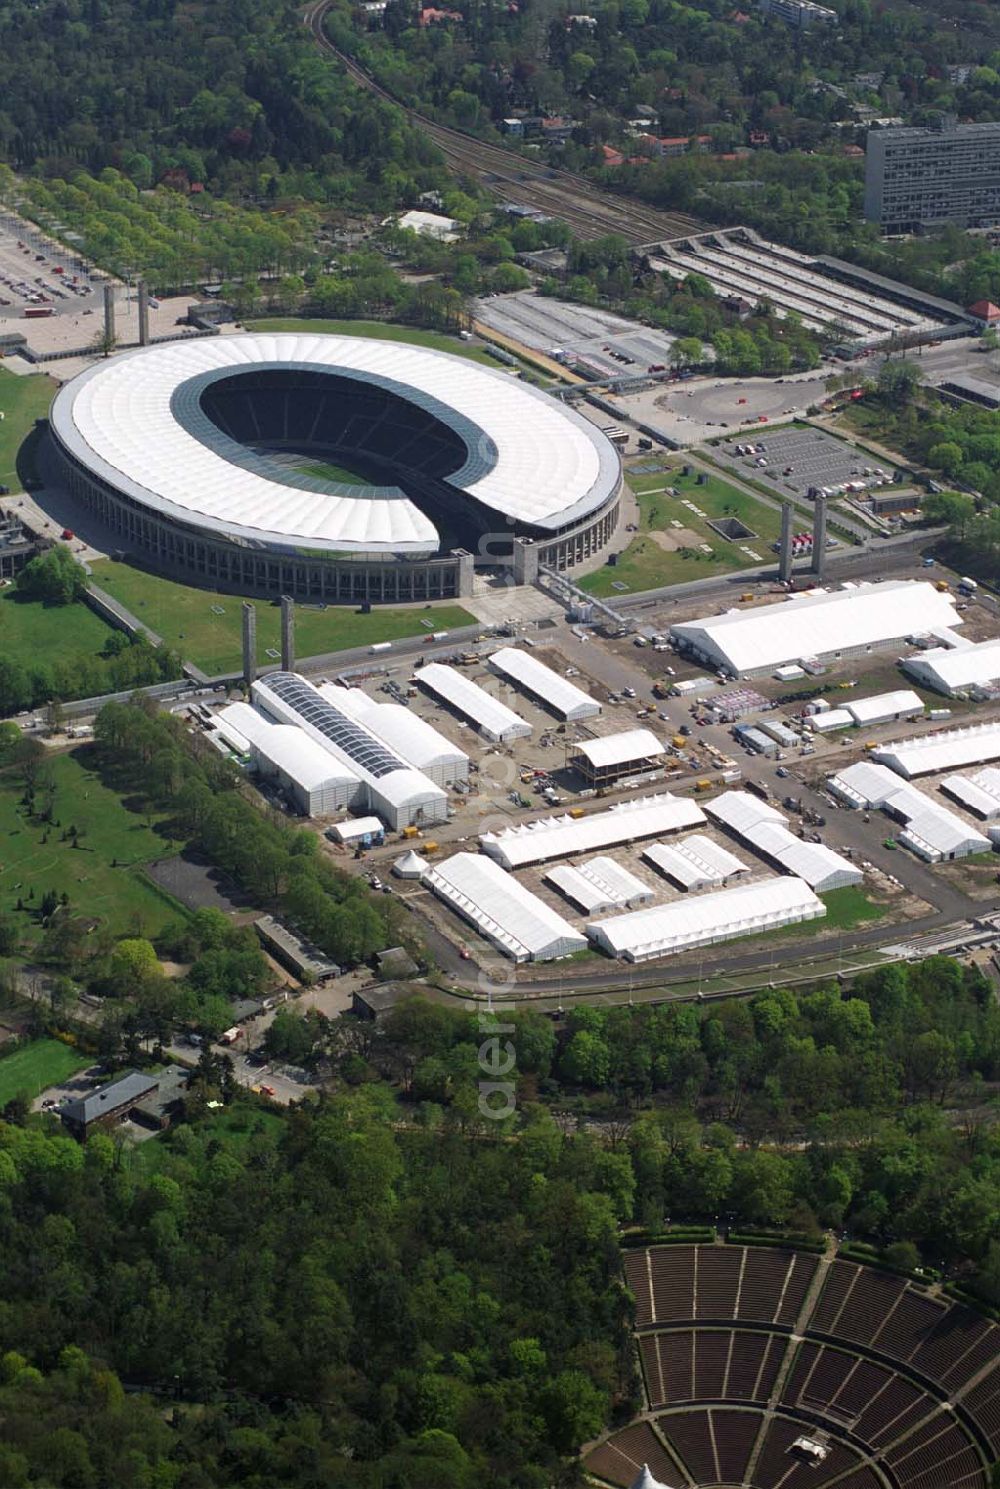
(884, 1413, 984, 1489)
(583, 1421, 680, 1488)
(636, 1245, 819, 1329)
(596, 1247, 993, 1489)
(752, 1414, 862, 1489)
(961, 1362, 1000, 1456)
(643, 1329, 788, 1409)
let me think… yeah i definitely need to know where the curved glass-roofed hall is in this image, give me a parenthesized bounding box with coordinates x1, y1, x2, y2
(48, 333, 623, 601)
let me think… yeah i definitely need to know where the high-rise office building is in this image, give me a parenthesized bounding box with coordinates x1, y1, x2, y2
(864, 119, 1000, 233)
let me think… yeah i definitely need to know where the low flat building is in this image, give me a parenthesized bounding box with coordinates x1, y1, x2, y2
(487, 647, 601, 722)
(544, 856, 654, 914)
(828, 761, 990, 861)
(588, 876, 825, 962)
(424, 852, 587, 962)
(254, 914, 341, 981)
(874, 721, 1000, 778)
(642, 833, 748, 891)
(481, 793, 705, 870)
(60, 1070, 159, 1140)
(940, 767, 1000, 820)
(706, 792, 861, 892)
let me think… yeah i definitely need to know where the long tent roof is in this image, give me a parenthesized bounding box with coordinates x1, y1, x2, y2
(487, 648, 601, 720)
(706, 792, 860, 891)
(845, 688, 924, 725)
(874, 721, 1000, 778)
(643, 833, 748, 889)
(50, 333, 619, 554)
(903, 637, 1000, 694)
(670, 582, 961, 674)
(418, 663, 532, 741)
(424, 852, 587, 961)
(588, 876, 825, 960)
(480, 793, 705, 869)
(829, 761, 990, 857)
(319, 684, 468, 773)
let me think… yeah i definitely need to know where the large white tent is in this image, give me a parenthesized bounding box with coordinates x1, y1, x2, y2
(418, 663, 532, 743)
(643, 834, 748, 891)
(829, 761, 991, 861)
(670, 581, 961, 677)
(252, 672, 447, 829)
(424, 852, 587, 961)
(874, 721, 1000, 779)
(588, 877, 825, 962)
(480, 793, 705, 870)
(487, 647, 601, 721)
(706, 792, 861, 892)
(545, 857, 653, 913)
(319, 684, 469, 787)
(903, 636, 1000, 697)
(941, 768, 1000, 820)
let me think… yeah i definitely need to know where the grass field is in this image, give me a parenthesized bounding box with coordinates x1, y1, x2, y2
(581, 463, 782, 598)
(0, 366, 56, 493)
(297, 459, 372, 484)
(0, 748, 182, 941)
(89, 560, 475, 675)
(0, 590, 113, 671)
(0, 1038, 91, 1104)
(132, 1103, 285, 1176)
(758, 885, 886, 943)
(249, 317, 497, 365)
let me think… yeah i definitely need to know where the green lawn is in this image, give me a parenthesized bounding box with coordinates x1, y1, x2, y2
(0, 1038, 90, 1104)
(297, 459, 372, 484)
(0, 366, 56, 492)
(0, 748, 182, 941)
(581, 462, 781, 598)
(89, 560, 475, 675)
(0, 590, 113, 670)
(249, 317, 497, 366)
(758, 885, 886, 943)
(131, 1103, 285, 1177)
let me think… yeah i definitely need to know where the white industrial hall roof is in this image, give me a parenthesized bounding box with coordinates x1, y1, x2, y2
(903, 637, 1000, 696)
(845, 689, 924, 726)
(424, 852, 587, 961)
(874, 721, 1000, 778)
(480, 793, 706, 870)
(50, 333, 619, 555)
(588, 876, 825, 962)
(810, 708, 854, 733)
(216, 701, 360, 792)
(319, 684, 468, 779)
(418, 663, 532, 742)
(828, 761, 990, 861)
(545, 856, 652, 913)
(487, 648, 601, 721)
(252, 672, 447, 824)
(329, 815, 384, 842)
(670, 582, 961, 675)
(573, 728, 665, 770)
(706, 792, 860, 892)
(643, 833, 748, 890)
(941, 767, 1000, 820)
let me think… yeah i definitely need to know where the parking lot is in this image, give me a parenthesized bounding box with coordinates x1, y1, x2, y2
(0, 213, 96, 318)
(472, 290, 676, 380)
(714, 425, 900, 502)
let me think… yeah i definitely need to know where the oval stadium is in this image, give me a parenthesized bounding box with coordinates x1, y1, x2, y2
(48, 332, 622, 602)
(584, 1243, 999, 1489)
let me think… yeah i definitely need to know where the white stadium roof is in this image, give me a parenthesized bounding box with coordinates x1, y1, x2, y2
(418, 663, 532, 742)
(424, 853, 587, 962)
(670, 582, 961, 675)
(706, 792, 860, 892)
(903, 636, 1000, 696)
(573, 728, 665, 770)
(874, 721, 1000, 778)
(50, 333, 618, 555)
(588, 877, 825, 962)
(828, 761, 990, 861)
(544, 856, 653, 913)
(480, 793, 705, 870)
(487, 648, 601, 721)
(642, 834, 748, 890)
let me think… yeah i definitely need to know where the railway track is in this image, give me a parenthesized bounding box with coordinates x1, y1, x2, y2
(303, 0, 710, 243)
